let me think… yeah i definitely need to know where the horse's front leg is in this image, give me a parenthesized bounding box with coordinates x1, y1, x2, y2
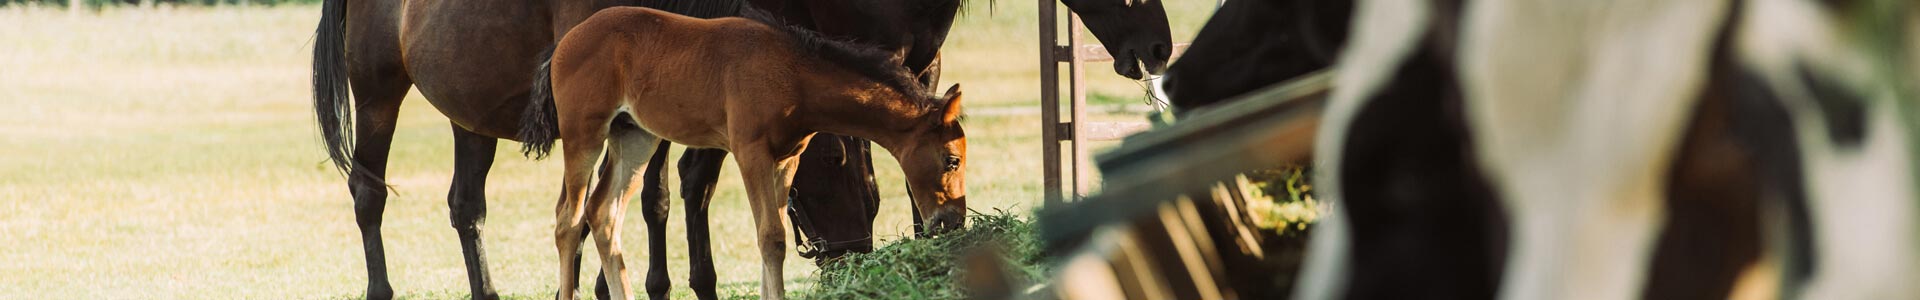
(677, 148, 731, 300)
(637, 141, 675, 300)
(736, 146, 807, 300)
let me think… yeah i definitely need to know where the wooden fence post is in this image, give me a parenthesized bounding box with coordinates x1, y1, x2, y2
(1040, 0, 1064, 206)
(1068, 14, 1090, 201)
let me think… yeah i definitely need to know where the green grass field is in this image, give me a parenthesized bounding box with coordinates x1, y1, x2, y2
(0, 2, 1218, 299)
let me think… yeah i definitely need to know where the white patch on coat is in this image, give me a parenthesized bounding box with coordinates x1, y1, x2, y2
(1454, 0, 1730, 299)
(1735, 0, 1920, 297)
(1295, 0, 1433, 298)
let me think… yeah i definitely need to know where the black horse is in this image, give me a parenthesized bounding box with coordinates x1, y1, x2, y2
(1161, 0, 1348, 114)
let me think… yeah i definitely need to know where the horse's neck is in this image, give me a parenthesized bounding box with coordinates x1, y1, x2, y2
(796, 79, 926, 150)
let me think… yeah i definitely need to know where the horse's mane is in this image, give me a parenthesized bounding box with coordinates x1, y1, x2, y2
(739, 6, 933, 104)
(634, 0, 744, 19)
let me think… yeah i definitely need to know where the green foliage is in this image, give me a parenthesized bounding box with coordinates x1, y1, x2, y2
(801, 211, 1045, 300)
(1245, 165, 1312, 204)
(1244, 165, 1317, 238)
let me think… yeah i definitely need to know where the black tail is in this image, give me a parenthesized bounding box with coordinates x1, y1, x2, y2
(519, 45, 560, 159)
(312, 0, 353, 176)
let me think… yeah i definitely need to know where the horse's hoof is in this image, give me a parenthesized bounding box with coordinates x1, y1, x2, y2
(365, 284, 394, 300)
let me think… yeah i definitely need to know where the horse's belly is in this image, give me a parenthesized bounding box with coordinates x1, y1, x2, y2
(626, 109, 728, 150)
(409, 64, 540, 139)
(398, 0, 553, 138)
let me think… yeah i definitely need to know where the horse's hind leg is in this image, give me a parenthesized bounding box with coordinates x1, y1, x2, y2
(346, 66, 409, 300)
(577, 158, 613, 300)
(448, 124, 501, 300)
(677, 148, 730, 300)
(577, 143, 673, 300)
(585, 121, 664, 300)
(554, 115, 609, 300)
(638, 142, 675, 300)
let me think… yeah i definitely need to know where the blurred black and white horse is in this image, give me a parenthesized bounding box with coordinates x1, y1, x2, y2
(1299, 0, 1920, 298)
(1028, 0, 1919, 299)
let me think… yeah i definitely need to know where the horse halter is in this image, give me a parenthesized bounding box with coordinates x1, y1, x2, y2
(786, 187, 874, 260)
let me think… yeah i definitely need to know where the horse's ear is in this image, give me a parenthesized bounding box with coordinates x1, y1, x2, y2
(941, 84, 964, 123)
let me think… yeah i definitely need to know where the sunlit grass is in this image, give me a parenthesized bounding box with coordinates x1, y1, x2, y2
(799, 212, 1042, 300)
(0, 2, 1219, 298)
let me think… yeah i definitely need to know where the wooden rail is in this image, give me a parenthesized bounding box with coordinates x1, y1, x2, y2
(1040, 70, 1333, 245)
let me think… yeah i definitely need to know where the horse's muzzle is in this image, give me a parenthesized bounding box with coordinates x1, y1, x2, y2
(924, 211, 966, 235)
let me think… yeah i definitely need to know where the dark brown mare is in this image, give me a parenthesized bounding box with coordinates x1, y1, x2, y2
(519, 7, 970, 299)
(309, 0, 739, 299)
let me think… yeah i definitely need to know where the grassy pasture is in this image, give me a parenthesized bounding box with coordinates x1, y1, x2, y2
(0, 2, 1219, 299)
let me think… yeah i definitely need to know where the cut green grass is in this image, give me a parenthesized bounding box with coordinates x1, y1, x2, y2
(800, 211, 1043, 300)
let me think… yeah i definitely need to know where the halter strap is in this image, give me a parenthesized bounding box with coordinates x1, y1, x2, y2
(787, 187, 876, 259)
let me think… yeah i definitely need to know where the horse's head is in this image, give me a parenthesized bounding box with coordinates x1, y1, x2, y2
(1061, 0, 1174, 79)
(786, 135, 885, 262)
(900, 84, 970, 234)
(1163, 0, 1349, 113)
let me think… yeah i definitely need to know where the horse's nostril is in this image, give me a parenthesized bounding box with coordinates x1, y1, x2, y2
(1151, 43, 1172, 60)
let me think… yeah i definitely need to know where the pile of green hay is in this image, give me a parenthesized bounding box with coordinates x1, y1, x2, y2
(799, 211, 1044, 300)
(1244, 165, 1318, 239)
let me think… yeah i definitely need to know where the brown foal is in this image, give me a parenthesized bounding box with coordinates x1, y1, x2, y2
(520, 7, 970, 300)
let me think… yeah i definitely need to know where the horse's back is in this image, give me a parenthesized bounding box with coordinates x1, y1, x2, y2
(556, 7, 786, 149)
(390, 0, 555, 138)
(572, 7, 776, 44)
(561, 7, 789, 100)
(557, 7, 734, 84)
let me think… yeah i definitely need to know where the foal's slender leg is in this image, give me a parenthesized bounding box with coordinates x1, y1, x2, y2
(677, 148, 730, 300)
(448, 124, 501, 300)
(573, 151, 629, 300)
(737, 149, 805, 300)
(637, 142, 675, 300)
(579, 157, 614, 300)
(346, 75, 408, 300)
(585, 125, 664, 300)
(554, 120, 609, 300)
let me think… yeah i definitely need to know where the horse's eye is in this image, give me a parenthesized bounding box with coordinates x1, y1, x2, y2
(944, 155, 961, 171)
